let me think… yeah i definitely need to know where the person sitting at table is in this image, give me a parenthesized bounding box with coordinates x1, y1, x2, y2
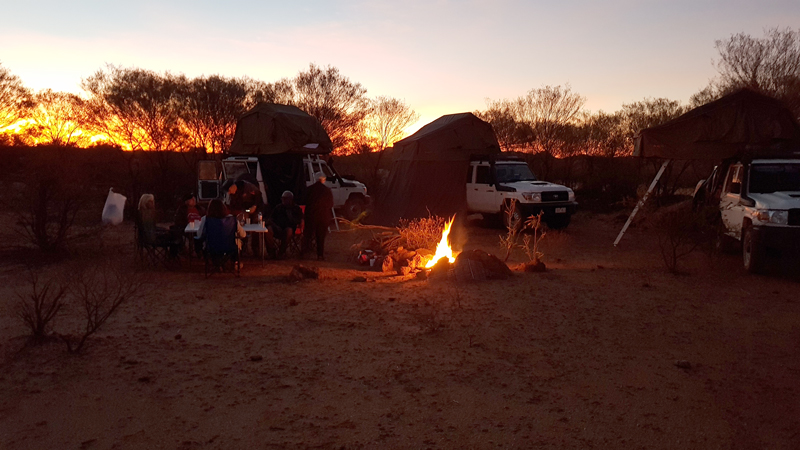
(174, 192, 204, 231)
(197, 199, 245, 255)
(171, 192, 204, 251)
(267, 190, 303, 258)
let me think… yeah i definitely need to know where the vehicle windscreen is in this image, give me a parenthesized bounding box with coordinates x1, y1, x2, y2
(495, 164, 537, 183)
(222, 162, 250, 180)
(749, 164, 800, 193)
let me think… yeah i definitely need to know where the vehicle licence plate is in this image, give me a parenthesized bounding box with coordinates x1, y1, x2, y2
(555, 207, 566, 214)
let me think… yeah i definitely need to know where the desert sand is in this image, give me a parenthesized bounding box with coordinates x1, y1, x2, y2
(1, 212, 799, 449)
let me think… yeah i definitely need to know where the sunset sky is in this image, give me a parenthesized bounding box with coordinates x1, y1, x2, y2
(3, 0, 800, 131)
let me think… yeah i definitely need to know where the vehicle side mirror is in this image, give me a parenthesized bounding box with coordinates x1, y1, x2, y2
(730, 182, 741, 194)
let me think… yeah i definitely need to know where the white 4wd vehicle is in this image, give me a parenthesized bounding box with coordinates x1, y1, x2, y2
(467, 159, 577, 229)
(197, 155, 370, 220)
(696, 157, 800, 273)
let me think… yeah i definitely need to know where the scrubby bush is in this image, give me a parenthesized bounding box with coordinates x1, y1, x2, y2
(16, 271, 66, 341)
(397, 214, 449, 251)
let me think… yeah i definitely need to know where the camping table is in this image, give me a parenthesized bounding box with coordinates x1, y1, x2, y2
(242, 223, 269, 265)
(183, 221, 202, 268)
(185, 221, 270, 266)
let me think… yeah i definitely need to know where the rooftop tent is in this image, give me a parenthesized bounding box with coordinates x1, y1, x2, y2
(634, 88, 800, 161)
(376, 112, 501, 225)
(616, 89, 800, 246)
(228, 103, 333, 155)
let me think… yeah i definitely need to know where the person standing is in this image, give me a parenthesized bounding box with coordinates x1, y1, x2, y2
(222, 178, 262, 218)
(303, 173, 334, 260)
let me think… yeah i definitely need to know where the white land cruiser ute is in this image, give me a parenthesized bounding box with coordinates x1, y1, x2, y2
(695, 157, 800, 273)
(467, 159, 578, 229)
(197, 155, 370, 220)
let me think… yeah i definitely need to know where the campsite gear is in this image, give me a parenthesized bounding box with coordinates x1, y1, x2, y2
(102, 188, 126, 226)
(198, 103, 368, 220)
(616, 88, 800, 247)
(358, 250, 375, 265)
(376, 113, 501, 225)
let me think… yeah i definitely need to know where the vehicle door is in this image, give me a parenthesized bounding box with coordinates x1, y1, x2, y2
(720, 164, 746, 238)
(468, 164, 500, 213)
(197, 160, 220, 201)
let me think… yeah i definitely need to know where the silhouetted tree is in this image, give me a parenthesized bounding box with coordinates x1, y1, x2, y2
(27, 89, 90, 147)
(620, 97, 685, 150)
(0, 62, 32, 130)
(514, 84, 586, 158)
(289, 64, 372, 155)
(366, 96, 419, 152)
(713, 27, 800, 117)
(476, 99, 532, 152)
(81, 65, 188, 151)
(176, 75, 288, 153)
(582, 111, 627, 157)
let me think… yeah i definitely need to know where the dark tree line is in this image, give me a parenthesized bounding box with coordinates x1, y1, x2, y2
(476, 27, 800, 160)
(0, 63, 418, 155)
(2, 27, 799, 155)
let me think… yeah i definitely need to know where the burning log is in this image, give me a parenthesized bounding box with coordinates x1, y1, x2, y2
(428, 257, 453, 280)
(352, 216, 460, 279)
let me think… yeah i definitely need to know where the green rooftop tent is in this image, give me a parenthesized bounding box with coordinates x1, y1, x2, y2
(634, 88, 800, 160)
(375, 113, 501, 225)
(616, 89, 800, 246)
(228, 103, 333, 155)
(227, 103, 333, 208)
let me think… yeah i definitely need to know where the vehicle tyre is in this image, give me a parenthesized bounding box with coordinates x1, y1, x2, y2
(343, 197, 366, 221)
(545, 215, 571, 230)
(714, 229, 737, 254)
(502, 201, 523, 232)
(742, 227, 766, 274)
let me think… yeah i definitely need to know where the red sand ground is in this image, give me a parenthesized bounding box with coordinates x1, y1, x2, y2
(1, 212, 799, 449)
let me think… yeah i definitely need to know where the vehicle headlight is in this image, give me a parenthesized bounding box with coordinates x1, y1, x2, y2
(755, 209, 788, 224)
(568, 190, 575, 202)
(521, 192, 541, 202)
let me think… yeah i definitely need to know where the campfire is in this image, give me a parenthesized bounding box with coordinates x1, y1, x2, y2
(424, 216, 458, 268)
(352, 215, 511, 281)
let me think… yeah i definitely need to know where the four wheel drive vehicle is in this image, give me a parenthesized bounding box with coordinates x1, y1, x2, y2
(466, 159, 577, 230)
(694, 156, 800, 273)
(197, 155, 370, 220)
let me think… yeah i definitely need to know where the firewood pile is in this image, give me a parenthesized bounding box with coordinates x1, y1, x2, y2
(351, 230, 434, 276)
(351, 231, 512, 281)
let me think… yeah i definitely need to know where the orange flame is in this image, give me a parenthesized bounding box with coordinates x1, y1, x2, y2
(424, 216, 458, 268)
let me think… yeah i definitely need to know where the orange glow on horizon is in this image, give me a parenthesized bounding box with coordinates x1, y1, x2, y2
(0, 117, 109, 146)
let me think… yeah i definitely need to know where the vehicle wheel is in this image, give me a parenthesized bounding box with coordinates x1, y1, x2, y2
(742, 227, 766, 274)
(502, 201, 523, 232)
(343, 197, 366, 221)
(545, 215, 571, 230)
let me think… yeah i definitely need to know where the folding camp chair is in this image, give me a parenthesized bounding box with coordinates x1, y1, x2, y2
(203, 216, 240, 277)
(135, 215, 179, 269)
(284, 205, 305, 257)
